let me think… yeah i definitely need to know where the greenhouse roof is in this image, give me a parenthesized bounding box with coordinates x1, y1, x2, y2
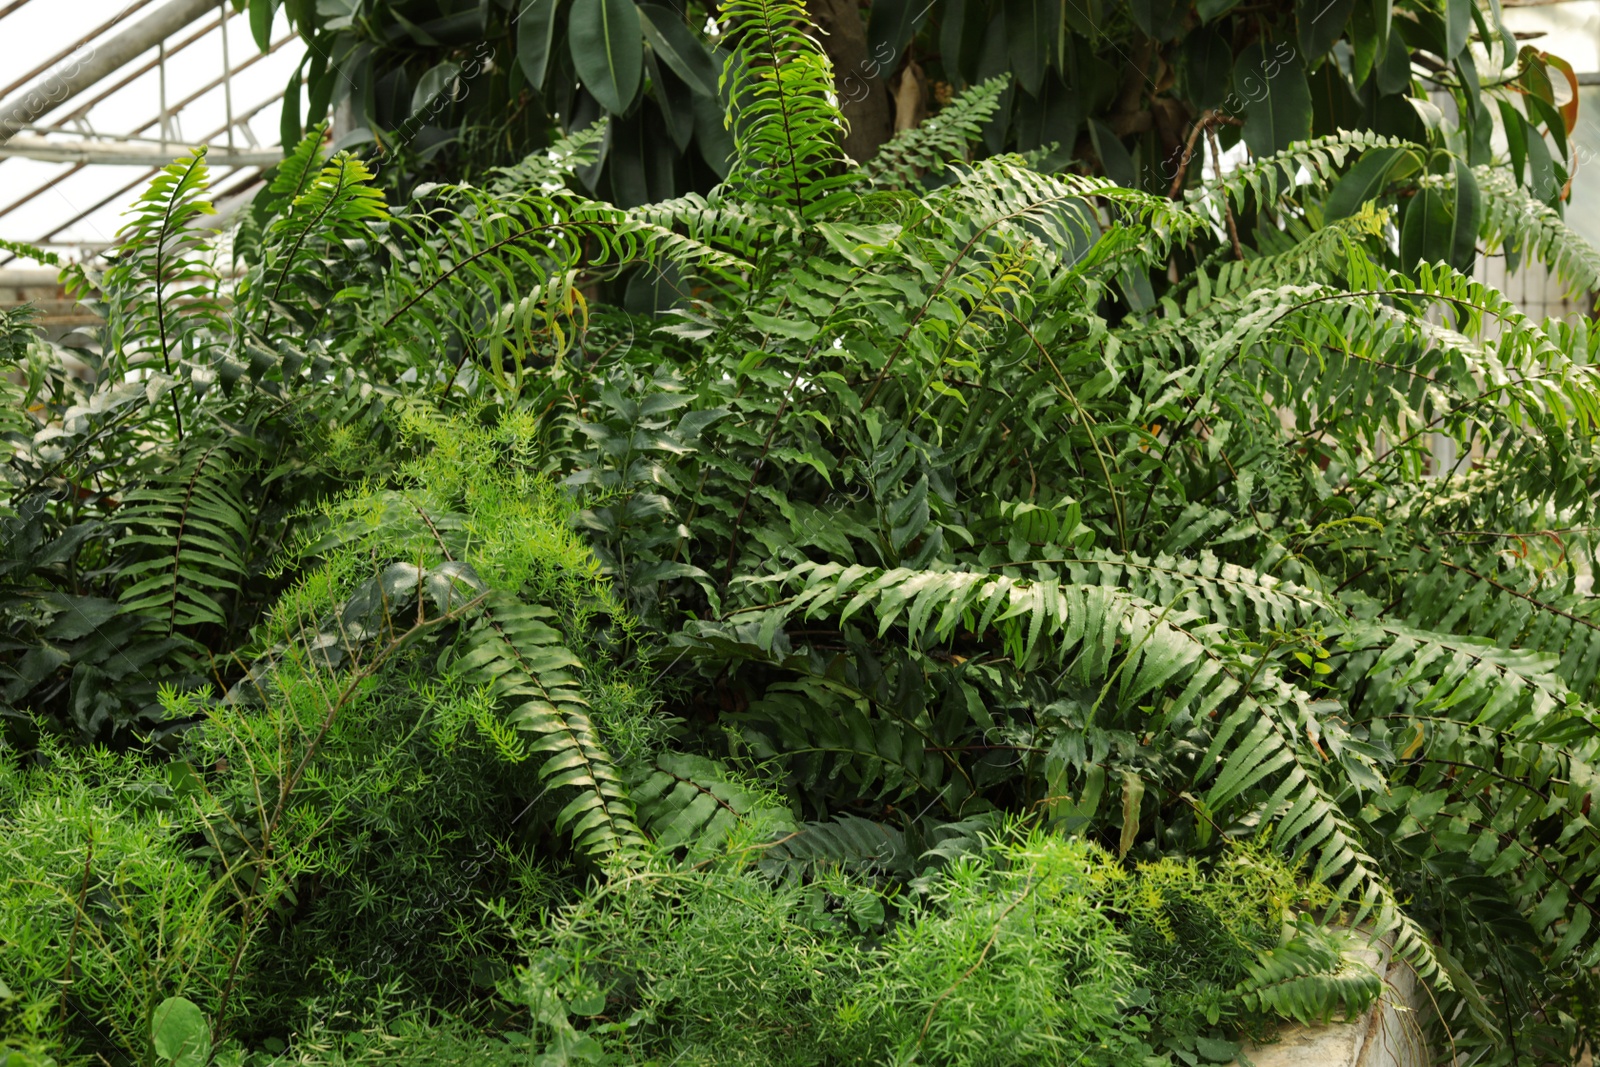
(0, 0, 304, 266)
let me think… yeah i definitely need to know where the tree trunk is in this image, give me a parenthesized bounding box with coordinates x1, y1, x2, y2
(806, 0, 893, 165)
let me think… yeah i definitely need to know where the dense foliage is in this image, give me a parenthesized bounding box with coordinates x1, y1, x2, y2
(255, 0, 1579, 233)
(3, 0, 1600, 1063)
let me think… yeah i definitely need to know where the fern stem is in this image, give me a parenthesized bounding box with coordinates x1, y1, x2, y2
(270, 155, 352, 305)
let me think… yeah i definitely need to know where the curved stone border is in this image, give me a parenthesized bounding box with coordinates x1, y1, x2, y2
(1246, 935, 1428, 1067)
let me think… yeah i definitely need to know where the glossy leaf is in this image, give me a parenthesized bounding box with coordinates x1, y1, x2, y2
(1196, 0, 1243, 22)
(639, 4, 718, 97)
(1323, 145, 1406, 220)
(1179, 28, 1232, 112)
(1131, 0, 1185, 41)
(569, 0, 644, 115)
(248, 0, 276, 51)
(1447, 157, 1483, 271)
(1400, 186, 1452, 267)
(516, 0, 561, 88)
(1297, 0, 1355, 66)
(1004, 0, 1057, 95)
(1445, 0, 1471, 59)
(410, 61, 462, 118)
(1236, 43, 1312, 158)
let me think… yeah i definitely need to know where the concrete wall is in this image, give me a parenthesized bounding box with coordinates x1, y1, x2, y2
(1246, 936, 1428, 1067)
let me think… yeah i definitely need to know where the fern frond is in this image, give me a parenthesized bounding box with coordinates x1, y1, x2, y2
(1232, 923, 1384, 1025)
(630, 751, 795, 853)
(261, 152, 388, 309)
(491, 123, 609, 194)
(115, 441, 248, 634)
(1192, 132, 1413, 214)
(730, 561, 1444, 980)
(758, 815, 915, 875)
(1475, 164, 1600, 298)
(861, 78, 1010, 191)
(458, 593, 643, 857)
(101, 149, 224, 379)
(719, 0, 852, 217)
(267, 122, 332, 205)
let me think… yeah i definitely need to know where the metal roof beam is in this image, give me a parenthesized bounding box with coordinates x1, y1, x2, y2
(0, 136, 282, 165)
(0, 0, 219, 145)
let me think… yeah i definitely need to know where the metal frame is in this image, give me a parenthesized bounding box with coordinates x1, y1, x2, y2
(0, 0, 303, 264)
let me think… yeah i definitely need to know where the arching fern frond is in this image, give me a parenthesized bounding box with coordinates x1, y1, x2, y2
(491, 122, 609, 194)
(758, 815, 915, 876)
(861, 77, 1010, 191)
(459, 593, 643, 858)
(729, 560, 1445, 979)
(1475, 164, 1600, 298)
(1193, 132, 1413, 215)
(101, 149, 224, 382)
(630, 751, 795, 854)
(256, 152, 389, 314)
(1232, 923, 1384, 1025)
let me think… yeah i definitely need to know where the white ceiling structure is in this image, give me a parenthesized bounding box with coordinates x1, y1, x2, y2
(0, 0, 304, 267)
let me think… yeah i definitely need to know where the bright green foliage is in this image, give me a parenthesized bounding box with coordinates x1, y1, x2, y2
(506, 830, 1347, 1066)
(861, 77, 1012, 191)
(0, 744, 240, 1062)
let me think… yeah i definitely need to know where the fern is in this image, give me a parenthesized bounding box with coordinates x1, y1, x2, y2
(719, 0, 852, 217)
(758, 814, 916, 876)
(630, 750, 795, 853)
(1232, 924, 1384, 1025)
(1194, 131, 1413, 214)
(1475, 163, 1600, 297)
(861, 78, 1010, 191)
(722, 561, 1444, 977)
(490, 123, 609, 195)
(458, 593, 643, 857)
(114, 441, 249, 634)
(259, 152, 388, 312)
(99, 149, 225, 440)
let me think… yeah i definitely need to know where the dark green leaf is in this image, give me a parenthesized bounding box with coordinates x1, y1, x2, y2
(1400, 186, 1451, 267)
(1498, 98, 1526, 183)
(869, 0, 929, 76)
(249, 0, 276, 51)
(639, 4, 718, 96)
(1375, 29, 1411, 94)
(940, 0, 988, 85)
(1089, 118, 1135, 186)
(411, 61, 462, 118)
(1236, 42, 1313, 158)
(1446, 0, 1471, 58)
(1179, 28, 1232, 112)
(691, 84, 734, 177)
(280, 67, 303, 149)
(517, 0, 561, 89)
(1447, 157, 1482, 271)
(1298, 0, 1355, 66)
(1004, 0, 1056, 95)
(1131, 0, 1184, 40)
(569, 0, 644, 115)
(1524, 114, 1558, 204)
(1324, 145, 1405, 220)
(648, 54, 695, 151)
(1196, 0, 1242, 22)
